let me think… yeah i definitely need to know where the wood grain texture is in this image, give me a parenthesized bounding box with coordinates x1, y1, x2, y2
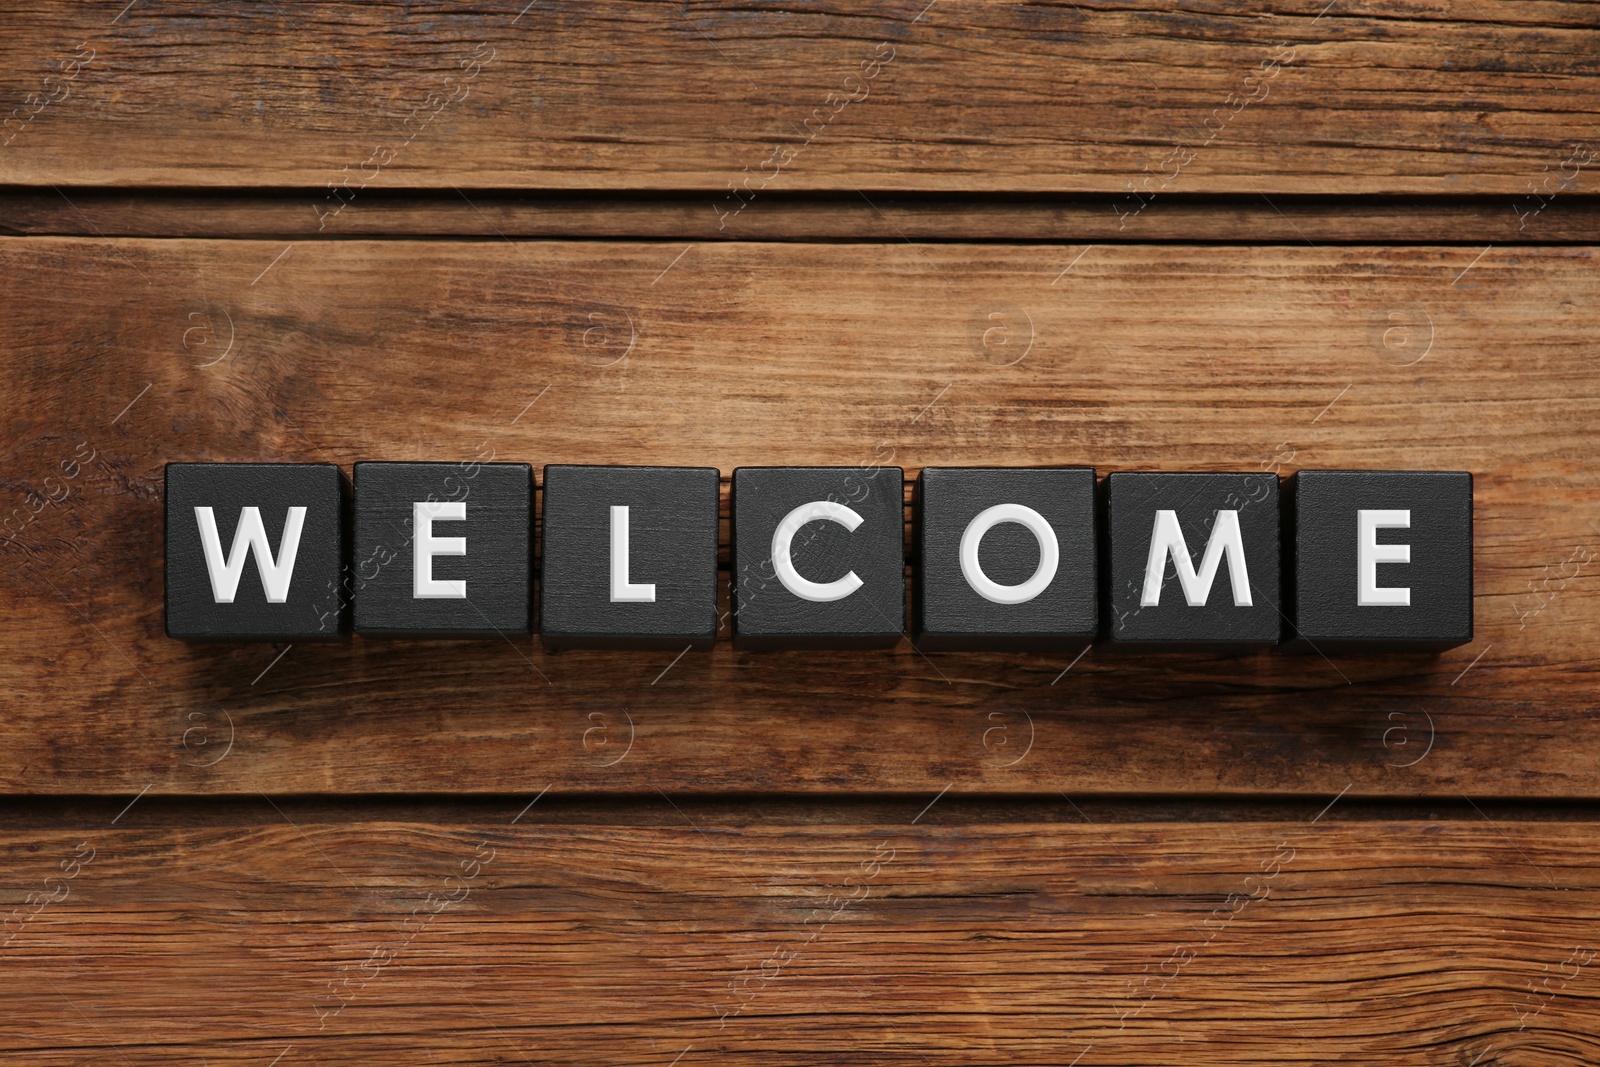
(1, 816, 1597, 1064)
(3, 1, 1599, 195)
(3, 237, 1598, 797)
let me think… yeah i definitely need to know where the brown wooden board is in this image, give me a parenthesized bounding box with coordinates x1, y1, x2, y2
(2, 237, 1596, 798)
(1, 815, 1597, 1064)
(2, 1, 1599, 197)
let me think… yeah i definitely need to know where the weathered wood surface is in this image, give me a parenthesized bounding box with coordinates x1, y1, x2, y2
(3, 1, 1599, 196)
(1, 816, 1597, 1064)
(2, 237, 1595, 797)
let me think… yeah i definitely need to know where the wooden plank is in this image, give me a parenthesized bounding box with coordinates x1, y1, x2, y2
(9, 191, 1600, 242)
(1, 815, 1596, 1063)
(3, 1, 1599, 195)
(3, 237, 1598, 798)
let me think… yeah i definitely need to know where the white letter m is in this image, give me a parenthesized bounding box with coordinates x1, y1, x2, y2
(1140, 509, 1253, 608)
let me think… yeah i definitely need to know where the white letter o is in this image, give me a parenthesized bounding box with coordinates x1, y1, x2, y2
(959, 504, 1059, 606)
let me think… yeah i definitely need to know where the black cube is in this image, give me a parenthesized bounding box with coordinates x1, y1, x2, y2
(915, 467, 1098, 651)
(1286, 470, 1472, 652)
(353, 461, 532, 637)
(1104, 471, 1281, 651)
(539, 465, 720, 650)
(731, 466, 905, 649)
(165, 462, 346, 640)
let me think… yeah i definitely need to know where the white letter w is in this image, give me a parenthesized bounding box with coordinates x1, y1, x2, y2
(194, 506, 306, 604)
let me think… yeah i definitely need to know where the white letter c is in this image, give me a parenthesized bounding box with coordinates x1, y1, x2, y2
(771, 501, 864, 603)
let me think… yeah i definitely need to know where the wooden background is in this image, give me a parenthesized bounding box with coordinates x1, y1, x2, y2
(3, 1, 1598, 1062)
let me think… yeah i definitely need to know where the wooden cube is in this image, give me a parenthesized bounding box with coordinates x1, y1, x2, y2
(352, 462, 532, 637)
(914, 467, 1098, 651)
(731, 466, 905, 649)
(539, 465, 720, 650)
(1104, 471, 1281, 651)
(165, 462, 346, 640)
(1286, 470, 1472, 652)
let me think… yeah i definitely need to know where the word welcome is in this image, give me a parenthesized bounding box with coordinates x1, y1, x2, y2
(164, 463, 1473, 653)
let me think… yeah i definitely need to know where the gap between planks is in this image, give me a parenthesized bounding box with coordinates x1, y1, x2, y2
(4, 190, 1600, 243)
(5, 794, 1600, 829)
